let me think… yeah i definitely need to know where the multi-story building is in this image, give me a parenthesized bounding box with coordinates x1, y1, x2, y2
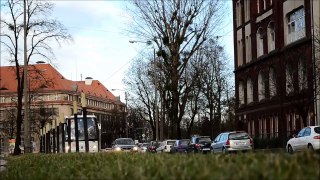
(233, 0, 319, 141)
(0, 63, 126, 153)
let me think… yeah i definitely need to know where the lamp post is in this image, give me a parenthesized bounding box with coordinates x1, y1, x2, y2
(129, 40, 159, 141)
(111, 89, 128, 138)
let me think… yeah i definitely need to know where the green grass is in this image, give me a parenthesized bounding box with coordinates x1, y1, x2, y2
(0, 151, 319, 180)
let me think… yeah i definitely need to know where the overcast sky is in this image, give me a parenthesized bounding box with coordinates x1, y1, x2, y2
(1, 0, 234, 100)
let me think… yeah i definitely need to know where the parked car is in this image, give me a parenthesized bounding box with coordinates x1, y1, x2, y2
(170, 139, 190, 153)
(112, 138, 139, 152)
(211, 131, 253, 153)
(189, 135, 212, 153)
(147, 141, 160, 153)
(286, 126, 320, 153)
(156, 140, 176, 153)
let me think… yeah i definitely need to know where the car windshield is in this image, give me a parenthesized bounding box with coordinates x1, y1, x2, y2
(199, 137, 211, 143)
(142, 143, 150, 147)
(314, 127, 320, 134)
(167, 141, 176, 145)
(180, 140, 189, 145)
(115, 138, 134, 145)
(229, 132, 250, 140)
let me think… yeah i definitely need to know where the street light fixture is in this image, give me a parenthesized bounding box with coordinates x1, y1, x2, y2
(128, 40, 160, 141)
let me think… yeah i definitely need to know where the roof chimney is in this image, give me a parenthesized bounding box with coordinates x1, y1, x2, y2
(85, 77, 93, 85)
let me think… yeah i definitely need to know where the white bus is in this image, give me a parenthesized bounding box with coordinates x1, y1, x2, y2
(61, 115, 99, 153)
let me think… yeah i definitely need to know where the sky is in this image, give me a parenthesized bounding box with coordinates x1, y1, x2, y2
(1, 0, 234, 101)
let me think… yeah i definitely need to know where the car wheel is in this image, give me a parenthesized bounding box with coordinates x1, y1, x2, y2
(308, 144, 313, 151)
(222, 147, 226, 154)
(287, 145, 294, 154)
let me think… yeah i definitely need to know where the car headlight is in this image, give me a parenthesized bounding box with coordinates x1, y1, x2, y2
(115, 147, 121, 151)
(65, 145, 70, 151)
(93, 145, 97, 149)
(133, 146, 138, 151)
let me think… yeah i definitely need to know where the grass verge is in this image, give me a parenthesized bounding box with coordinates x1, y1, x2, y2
(0, 151, 319, 180)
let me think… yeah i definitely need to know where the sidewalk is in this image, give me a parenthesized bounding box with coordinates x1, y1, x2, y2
(0, 159, 7, 172)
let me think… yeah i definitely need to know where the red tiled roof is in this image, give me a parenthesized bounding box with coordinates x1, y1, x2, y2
(0, 64, 116, 101)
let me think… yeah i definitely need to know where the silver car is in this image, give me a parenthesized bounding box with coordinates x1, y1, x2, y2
(286, 126, 320, 153)
(211, 131, 253, 153)
(112, 138, 139, 152)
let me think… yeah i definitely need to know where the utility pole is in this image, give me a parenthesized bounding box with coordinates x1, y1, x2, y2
(23, 0, 31, 153)
(125, 91, 128, 138)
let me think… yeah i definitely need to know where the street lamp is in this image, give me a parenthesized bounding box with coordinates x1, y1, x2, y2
(111, 89, 128, 138)
(129, 40, 160, 141)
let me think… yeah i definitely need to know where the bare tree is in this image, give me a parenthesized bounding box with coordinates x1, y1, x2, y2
(198, 39, 231, 138)
(128, 0, 225, 138)
(0, 0, 72, 155)
(124, 58, 158, 140)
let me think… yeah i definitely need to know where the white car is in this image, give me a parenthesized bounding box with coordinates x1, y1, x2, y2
(156, 140, 176, 153)
(286, 126, 320, 153)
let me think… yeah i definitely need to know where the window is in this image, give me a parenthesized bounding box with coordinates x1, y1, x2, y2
(268, 22, 275, 52)
(258, 71, 265, 101)
(263, 0, 266, 10)
(269, 67, 277, 97)
(263, 118, 267, 138)
(244, 0, 250, 22)
(287, 7, 305, 44)
(259, 118, 263, 138)
(251, 120, 255, 137)
(257, 28, 264, 57)
(0, 97, 5, 103)
(245, 35, 252, 62)
(247, 78, 253, 103)
(239, 81, 245, 105)
(286, 64, 294, 95)
(297, 128, 306, 137)
(274, 116, 278, 137)
(236, 0, 242, 26)
(303, 127, 311, 136)
(298, 59, 307, 91)
(270, 117, 274, 138)
(248, 120, 251, 136)
(237, 39, 243, 66)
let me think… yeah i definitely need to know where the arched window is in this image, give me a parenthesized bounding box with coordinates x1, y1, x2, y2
(268, 22, 275, 52)
(239, 81, 245, 105)
(269, 67, 277, 97)
(247, 77, 253, 103)
(258, 71, 265, 101)
(286, 64, 294, 95)
(257, 28, 264, 57)
(298, 59, 307, 91)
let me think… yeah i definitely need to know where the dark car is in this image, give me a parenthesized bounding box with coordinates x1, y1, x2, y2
(170, 139, 190, 153)
(147, 141, 160, 153)
(189, 135, 211, 153)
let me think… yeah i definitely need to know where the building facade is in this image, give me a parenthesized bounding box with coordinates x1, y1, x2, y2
(233, 0, 319, 142)
(0, 64, 126, 154)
